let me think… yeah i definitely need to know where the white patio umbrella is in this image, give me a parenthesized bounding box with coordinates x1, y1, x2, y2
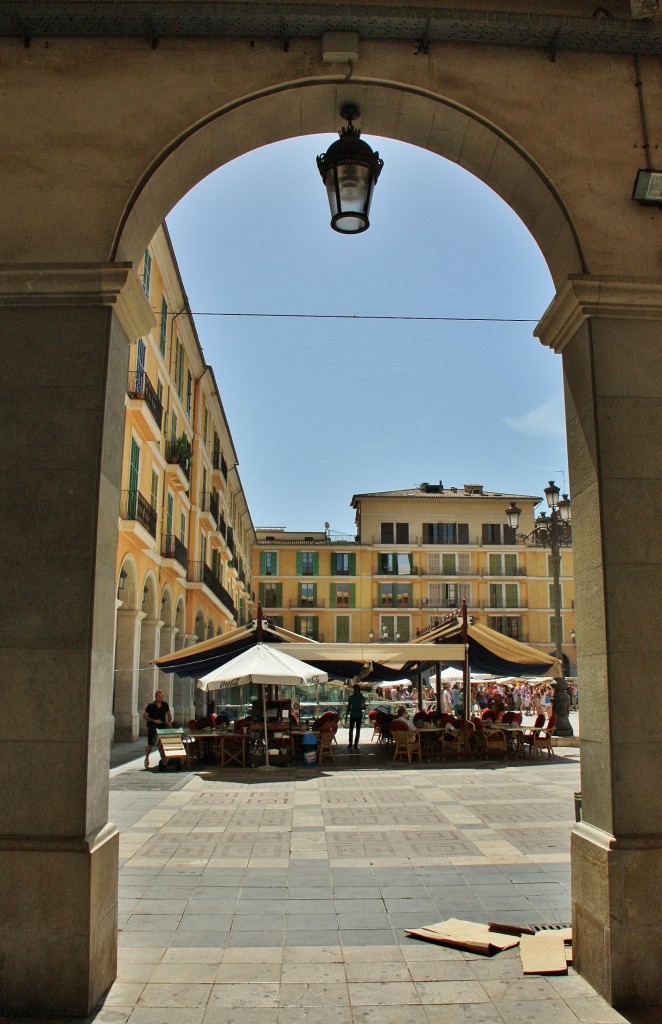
(198, 643, 328, 769)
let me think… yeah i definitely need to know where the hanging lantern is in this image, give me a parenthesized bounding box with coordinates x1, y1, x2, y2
(317, 103, 384, 234)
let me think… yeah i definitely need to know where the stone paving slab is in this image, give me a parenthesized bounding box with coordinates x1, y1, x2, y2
(5, 744, 658, 1024)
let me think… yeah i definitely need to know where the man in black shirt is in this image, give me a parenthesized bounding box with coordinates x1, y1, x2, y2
(143, 689, 172, 770)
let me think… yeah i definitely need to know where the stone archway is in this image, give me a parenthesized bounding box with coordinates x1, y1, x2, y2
(1, 20, 662, 1014)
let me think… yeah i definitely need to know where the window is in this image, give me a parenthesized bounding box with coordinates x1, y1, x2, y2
(489, 583, 519, 608)
(156, 379, 163, 407)
(549, 582, 563, 608)
(379, 584, 394, 607)
(489, 616, 522, 639)
(203, 407, 208, 444)
(482, 523, 501, 545)
(381, 522, 409, 543)
(380, 616, 410, 642)
(395, 583, 411, 607)
(141, 249, 152, 297)
(333, 552, 355, 575)
(550, 616, 564, 644)
(174, 340, 184, 400)
(159, 296, 168, 355)
(378, 552, 412, 575)
(423, 522, 469, 544)
(260, 551, 277, 576)
(380, 583, 412, 607)
(380, 522, 394, 543)
(335, 583, 349, 607)
(299, 582, 316, 607)
(150, 470, 159, 511)
(263, 583, 280, 608)
(489, 553, 503, 576)
(201, 534, 206, 566)
(442, 553, 456, 575)
(186, 370, 192, 418)
(505, 553, 518, 575)
(427, 553, 440, 574)
(335, 615, 350, 643)
(166, 491, 173, 538)
(298, 551, 318, 576)
(179, 511, 186, 544)
(458, 552, 471, 575)
(296, 616, 318, 640)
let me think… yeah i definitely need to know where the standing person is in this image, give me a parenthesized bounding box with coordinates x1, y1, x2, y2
(346, 683, 366, 750)
(143, 689, 172, 770)
(451, 684, 463, 717)
(442, 686, 452, 714)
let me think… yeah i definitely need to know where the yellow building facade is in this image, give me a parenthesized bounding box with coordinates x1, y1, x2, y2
(114, 225, 255, 740)
(253, 483, 576, 673)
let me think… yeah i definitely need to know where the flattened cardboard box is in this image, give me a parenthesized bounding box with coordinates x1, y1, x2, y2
(405, 918, 520, 955)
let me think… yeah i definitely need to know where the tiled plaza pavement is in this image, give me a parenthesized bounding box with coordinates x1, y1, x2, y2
(7, 740, 657, 1024)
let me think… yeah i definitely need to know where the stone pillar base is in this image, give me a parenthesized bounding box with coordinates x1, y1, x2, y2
(0, 824, 119, 1016)
(572, 822, 662, 1007)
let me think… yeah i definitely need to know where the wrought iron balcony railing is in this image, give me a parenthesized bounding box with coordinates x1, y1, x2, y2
(127, 370, 163, 429)
(187, 561, 237, 617)
(161, 533, 188, 568)
(120, 489, 157, 538)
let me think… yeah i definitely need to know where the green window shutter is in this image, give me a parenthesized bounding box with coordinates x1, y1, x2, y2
(489, 553, 502, 575)
(259, 583, 265, 604)
(349, 583, 356, 608)
(349, 552, 356, 576)
(275, 583, 282, 606)
(295, 615, 302, 634)
(312, 583, 317, 605)
(330, 552, 337, 574)
(166, 492, 173, 536)
(505, 553, 517, 575)
(442, 553, 455, 574)
(408, 584, 413, 604)
(297, 583, 303, 604)
(160, 297, 168, 355)
(296, 552, 302, 575)
(336, 616, 350, 643)
(505, 583, 519, 608)
(397, 616, 411, 642)
(313, 552, 319, 576)
(408, 553, 414, 572)
(260, 552, 267, 574)
(330, 584, 337, 608)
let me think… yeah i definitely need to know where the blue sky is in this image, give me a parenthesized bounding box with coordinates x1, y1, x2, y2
(166, 134, 567, 537)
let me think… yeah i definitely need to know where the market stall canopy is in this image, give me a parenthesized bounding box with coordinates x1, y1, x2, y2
(411, 615, 561, 678)
(153, 620, 449, 682)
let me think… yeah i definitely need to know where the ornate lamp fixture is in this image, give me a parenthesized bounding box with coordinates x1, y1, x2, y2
(317, 103, 384, 234)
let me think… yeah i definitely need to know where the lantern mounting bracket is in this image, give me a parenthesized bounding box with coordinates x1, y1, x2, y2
(339, 102, 360, 124)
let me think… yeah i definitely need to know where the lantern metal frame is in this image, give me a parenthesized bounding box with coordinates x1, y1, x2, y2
(316, 103, 384, 234)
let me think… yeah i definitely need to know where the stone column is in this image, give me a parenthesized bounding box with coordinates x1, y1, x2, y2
(159, 624, 178, 710)
(536, 276, 662, 1008)
(114, 607, 145, 741)
(0, 264, 154, 1016)
(138, 616, 164, 733)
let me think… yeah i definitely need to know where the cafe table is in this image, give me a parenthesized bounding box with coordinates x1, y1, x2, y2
(184, 729, 249, 767)
(416, 725, 445, 761)
(485, 723, 529, 759)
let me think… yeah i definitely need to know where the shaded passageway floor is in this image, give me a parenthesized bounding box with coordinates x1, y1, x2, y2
(7, 746, 657, 1024)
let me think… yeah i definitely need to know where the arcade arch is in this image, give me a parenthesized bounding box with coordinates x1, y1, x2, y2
(2, 32, 662, 1015)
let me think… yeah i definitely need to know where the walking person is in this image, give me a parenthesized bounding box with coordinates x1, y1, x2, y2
(346, 683, 366, 750)
(143, 689, 172, 770)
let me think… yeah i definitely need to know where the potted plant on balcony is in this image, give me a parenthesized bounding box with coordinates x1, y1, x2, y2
(168, 433, 191, 465)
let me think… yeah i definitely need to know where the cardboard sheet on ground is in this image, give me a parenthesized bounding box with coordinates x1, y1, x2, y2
(405, 918, 520, 955)
(520, 931, 568, 974)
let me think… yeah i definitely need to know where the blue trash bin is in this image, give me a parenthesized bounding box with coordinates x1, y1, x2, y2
(302, 732, 317, 767)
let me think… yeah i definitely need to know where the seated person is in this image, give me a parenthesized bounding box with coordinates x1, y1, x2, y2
(313, 709, 339, 732)
(391, 705, 419, 743)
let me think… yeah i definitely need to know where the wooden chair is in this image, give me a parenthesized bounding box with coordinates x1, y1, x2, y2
(533, 715, 557, 759)
(392, 728, 421, 764)
(522, 713, 546, 756)
(318, 730, 336, 766)
(484, 727, 508, 759)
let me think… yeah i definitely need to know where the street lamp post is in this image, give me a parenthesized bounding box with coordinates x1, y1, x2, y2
(505, 481, 574, 737)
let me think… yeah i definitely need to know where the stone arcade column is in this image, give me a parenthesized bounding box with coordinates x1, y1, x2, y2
(159, 624, 178, 710)
(536, 276, 662, 1008)
(0, 265, 154, 1016)
(138, 616, 164, 733)
(114, 606, 146, 741)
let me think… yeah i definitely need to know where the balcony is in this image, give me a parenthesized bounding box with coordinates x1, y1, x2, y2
(200, 490, 220, 528)
(119, 489, 157, 538)
(289, 599, 327, 609)
(162, 533, 188, 570)
(188, 560, 237, 617)
(165, 438, 191, 491)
